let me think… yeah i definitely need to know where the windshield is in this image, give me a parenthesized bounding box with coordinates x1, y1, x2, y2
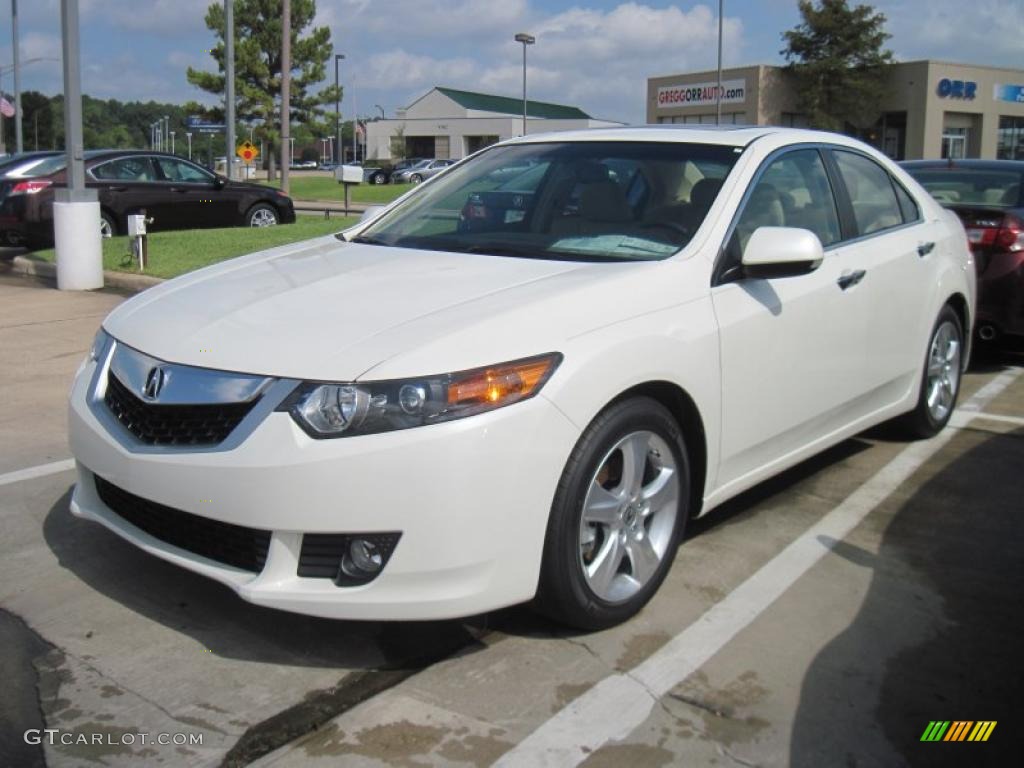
(358, 141, 740, 262)
(906, 167, 1023, 207)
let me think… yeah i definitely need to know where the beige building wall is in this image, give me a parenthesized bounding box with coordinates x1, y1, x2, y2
(646, 60, 1024, 160)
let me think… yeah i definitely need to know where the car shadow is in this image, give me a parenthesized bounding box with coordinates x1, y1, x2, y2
(41, 487, 480, 669)
(789, 426, 1024, 767)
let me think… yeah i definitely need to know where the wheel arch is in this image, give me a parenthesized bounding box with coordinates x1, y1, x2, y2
(606, 380, 708, 520)
(944, 292, 972, 370)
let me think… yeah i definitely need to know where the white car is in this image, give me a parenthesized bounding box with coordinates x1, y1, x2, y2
(68, 127, 975, 629)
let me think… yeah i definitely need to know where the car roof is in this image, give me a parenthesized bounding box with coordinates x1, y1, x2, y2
(900, 159, 1024, 172)
(83, 150, 201, 162)
(505, 125, 843, 149)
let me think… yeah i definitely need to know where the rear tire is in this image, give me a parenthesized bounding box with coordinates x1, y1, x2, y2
(100, 211, 116, 238)
(371, 172, 386, 184)
(410, 174, 423, 184)
(897, 305, 964, 439)
(535, 397, 689, 630)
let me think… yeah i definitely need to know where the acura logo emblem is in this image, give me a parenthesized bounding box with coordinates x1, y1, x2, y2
(142, 366, 167, 400)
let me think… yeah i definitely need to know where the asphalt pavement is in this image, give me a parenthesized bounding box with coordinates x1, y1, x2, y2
(1, 273, 1021, 767)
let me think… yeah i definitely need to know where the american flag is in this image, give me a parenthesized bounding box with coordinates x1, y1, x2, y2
(0, 97, 15, 118)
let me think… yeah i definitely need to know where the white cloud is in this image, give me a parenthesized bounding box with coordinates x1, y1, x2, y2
(350, 3, 743, 123)
(82, 0, 213, 35)
(881, 0, 1023, 67)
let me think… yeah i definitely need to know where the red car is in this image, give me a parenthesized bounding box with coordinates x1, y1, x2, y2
(903, 160, 1023, 348)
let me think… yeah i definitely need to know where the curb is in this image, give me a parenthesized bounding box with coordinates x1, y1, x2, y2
(2, 255, 163, 294)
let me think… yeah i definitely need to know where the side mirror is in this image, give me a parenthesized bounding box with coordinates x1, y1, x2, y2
(359, 205, 385, 223)
(213, 175, 228, 189)
(741, 226, 824, 279)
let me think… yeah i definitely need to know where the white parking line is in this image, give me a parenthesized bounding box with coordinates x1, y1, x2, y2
(971, 411, 1024, 428)
(495, 369, 1022, 768)
(0, 459, 75, 488)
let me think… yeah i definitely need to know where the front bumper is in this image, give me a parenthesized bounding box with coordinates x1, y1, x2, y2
(68, 351, 580, 620)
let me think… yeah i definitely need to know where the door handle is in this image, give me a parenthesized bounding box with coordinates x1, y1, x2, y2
(837, 269, 866, 290)
(169, 187, 189, 194)
(917, 241, 935, 257)
(109, 186, 128, 192)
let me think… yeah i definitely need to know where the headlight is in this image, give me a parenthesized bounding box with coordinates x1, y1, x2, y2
(89, 328, 110, 362)
(281, 353, 562, 438)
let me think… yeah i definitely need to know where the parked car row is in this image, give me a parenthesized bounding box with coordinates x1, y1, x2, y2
(902, 159, 1023, 350)
(0, 149, 295, 247)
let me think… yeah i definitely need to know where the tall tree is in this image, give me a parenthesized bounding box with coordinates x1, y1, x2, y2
(781, 0, 893, 132)
(186, 0, 340, 173)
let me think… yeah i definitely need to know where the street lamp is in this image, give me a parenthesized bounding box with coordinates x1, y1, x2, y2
(170, 130, 175, 155)
(514, 33, 535, 136)
(186, 131, 192, 160)
(334, 53, 345, 164)
(163, 115, 170, 152)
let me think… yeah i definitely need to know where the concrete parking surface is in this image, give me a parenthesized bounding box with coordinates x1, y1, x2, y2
(1, 273, 1021, 767)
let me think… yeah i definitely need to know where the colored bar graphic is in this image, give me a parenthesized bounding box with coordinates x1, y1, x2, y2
(968, 722, 997, 742)
(921, 721, 950, 741)
(944, 721, 972, 741)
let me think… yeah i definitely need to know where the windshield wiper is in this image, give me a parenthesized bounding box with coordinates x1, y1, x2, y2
(348, 234, 388, 245)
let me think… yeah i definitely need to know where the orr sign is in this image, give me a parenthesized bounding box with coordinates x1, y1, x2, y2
(657, 79, 746, 110)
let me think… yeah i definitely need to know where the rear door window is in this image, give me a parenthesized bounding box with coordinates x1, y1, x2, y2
(91, 157, 158, 182)
(833, 151, 904, 236)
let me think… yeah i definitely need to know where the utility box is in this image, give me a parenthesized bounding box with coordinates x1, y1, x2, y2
(127, 214, 148, 237)
(335, 165, 363, 184)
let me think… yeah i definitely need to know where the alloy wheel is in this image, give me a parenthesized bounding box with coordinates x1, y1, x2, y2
(578, 430, 680, 603)
(249, 208, 278, 227)
(926, 320, 961, 423)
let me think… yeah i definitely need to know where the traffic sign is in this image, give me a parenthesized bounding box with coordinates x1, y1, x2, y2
(236, 141, 259, 163)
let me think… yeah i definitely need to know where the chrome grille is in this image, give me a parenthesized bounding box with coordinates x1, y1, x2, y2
(105, 372, 258, 446)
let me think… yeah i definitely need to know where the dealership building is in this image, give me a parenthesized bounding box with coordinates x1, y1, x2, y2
(647, 60, 1024, 161)
(365, 86, 622, 161)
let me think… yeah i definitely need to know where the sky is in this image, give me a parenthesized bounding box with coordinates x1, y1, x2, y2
(1, 0, 1022, 126)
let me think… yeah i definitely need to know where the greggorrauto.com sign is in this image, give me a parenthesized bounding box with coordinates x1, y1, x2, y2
(657, 79, 746, 109)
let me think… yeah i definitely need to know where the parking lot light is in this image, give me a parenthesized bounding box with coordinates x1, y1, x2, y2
(514, 32, 535, 136)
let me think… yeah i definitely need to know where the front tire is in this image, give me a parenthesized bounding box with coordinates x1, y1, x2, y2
(371, 172, 386, 185)
(410, 174, 423, 184)
(535, 397, 689, 630)
(898, 305, 964, 438)
(246, 203, 279, 227)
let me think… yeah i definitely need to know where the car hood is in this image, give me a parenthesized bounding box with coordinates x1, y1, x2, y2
(102, 235, 676, 382)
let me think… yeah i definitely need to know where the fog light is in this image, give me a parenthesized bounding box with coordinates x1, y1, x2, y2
(349, 539, 383, 573)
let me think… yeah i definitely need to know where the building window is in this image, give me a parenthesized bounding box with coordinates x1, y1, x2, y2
(780, 112, 809, 128)
(997, 116, 1024, 160)
(941, 127, 968, 160)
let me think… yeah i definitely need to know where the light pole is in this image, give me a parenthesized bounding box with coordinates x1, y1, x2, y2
(514, 33, 535, 136)
(55, 0, 102, 291)
(164, 115, 169, 152)
(280, 0, 291, 193)
(225, 0, 235, 181)
(12, 0, 22, 153)
(186, 131, 192, 159)
(715, 0, 723, 125)
(374, 104, 384, 119)
(170, 130, 175, 155)
(334, 53, 344, 164)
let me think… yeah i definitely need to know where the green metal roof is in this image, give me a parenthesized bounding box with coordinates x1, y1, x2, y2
(435, 87, 591, 120)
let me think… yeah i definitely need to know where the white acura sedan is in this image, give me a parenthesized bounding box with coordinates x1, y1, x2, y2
(68, 127, 975, 629)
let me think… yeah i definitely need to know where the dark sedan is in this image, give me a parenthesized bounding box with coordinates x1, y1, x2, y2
(903, 159, 1023, 347)
(0, 150, 295, 247)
